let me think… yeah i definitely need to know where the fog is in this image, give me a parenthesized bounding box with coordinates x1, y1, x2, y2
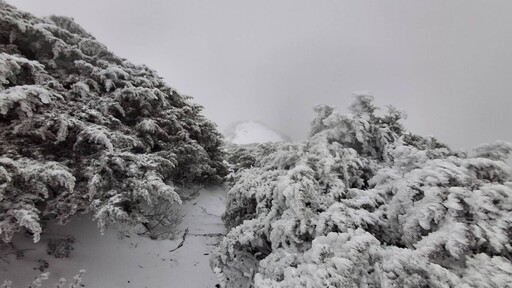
(7, 0, 512, 150)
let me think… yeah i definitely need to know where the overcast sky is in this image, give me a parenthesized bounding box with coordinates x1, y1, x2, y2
(6, 0, 512, 149)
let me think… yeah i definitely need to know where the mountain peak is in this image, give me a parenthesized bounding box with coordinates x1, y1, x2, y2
(224, 121, 289, 145)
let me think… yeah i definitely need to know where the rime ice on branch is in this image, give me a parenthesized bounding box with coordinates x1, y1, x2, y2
(213, 94, 512, 288)
(0, 1, 227, 243)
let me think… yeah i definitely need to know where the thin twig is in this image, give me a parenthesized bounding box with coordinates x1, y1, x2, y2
(169, 228, 189, 252)
(3, 248, 35, 256)
(188, 232, 225, 237)
(196, 204, 221, 217)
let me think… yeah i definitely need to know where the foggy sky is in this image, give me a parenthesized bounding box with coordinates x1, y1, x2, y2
(6, 0, 512, 150)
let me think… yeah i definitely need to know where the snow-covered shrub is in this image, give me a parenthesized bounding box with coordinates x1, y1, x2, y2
(78, 39, 107, 57)
(1, 269, 86, 288)
(0, 158, 75, 242)
(47, 237, 75, 258)
(0, 1, 227, 243)
(212, 94, 512, 287)
(139, 200, 183, 240)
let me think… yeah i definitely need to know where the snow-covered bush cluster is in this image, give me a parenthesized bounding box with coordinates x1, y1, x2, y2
(212, 94, 512, 287)
(1, 269, 85, 288)
(0, 1, 227, 243)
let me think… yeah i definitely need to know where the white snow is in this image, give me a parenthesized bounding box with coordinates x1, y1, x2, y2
(0, 186, 227, 287)
(224, 121, 288, 145)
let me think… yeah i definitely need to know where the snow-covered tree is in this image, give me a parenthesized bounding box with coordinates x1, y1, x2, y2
(0, 1, 227, 243)
(212, 94, 512, 287)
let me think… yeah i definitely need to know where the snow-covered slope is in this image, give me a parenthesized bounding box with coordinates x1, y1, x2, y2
(224, 121, 289, 145)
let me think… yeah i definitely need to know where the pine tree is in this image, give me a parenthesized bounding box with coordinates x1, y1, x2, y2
(0, 1, 227, 243)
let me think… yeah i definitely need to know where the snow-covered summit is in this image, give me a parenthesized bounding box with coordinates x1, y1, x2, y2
(224, 121, 289, 145)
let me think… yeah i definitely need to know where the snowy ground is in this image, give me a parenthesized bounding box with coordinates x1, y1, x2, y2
(0, 186, 227, 287)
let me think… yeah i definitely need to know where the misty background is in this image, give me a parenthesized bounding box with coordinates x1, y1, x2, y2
(7, 0, 512, 150)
